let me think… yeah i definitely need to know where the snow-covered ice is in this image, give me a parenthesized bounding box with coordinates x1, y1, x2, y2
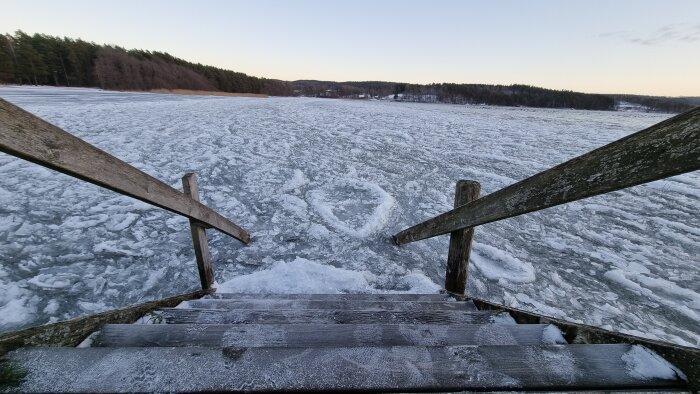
(0, 86, 698, 347)
(307, 179, 395, 238)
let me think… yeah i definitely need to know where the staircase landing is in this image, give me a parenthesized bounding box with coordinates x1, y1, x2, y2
(3, 293, 688, 392)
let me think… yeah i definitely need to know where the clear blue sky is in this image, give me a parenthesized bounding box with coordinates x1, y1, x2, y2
(3, 0, 699, 95)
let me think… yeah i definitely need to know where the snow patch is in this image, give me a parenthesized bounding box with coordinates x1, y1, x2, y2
(306, 223, 330, 239)
(394, 271, 442, 294)
(218, 257, 377, 294)
(105, 213, 139, 232)
(604, 270, 700, 322)
(282, 169, 309, 192)
(279, 194, 308, 218)
(27, 273, 75, 289)
(142, 267, 168, 293)
(0, 279, 39, 327)
(471, 243, 536, 284)
(43, 299, 60, 314)
(77, 331, 100, 348)
(307, 179, 394, 238)
(541, 324, 567, 344)
(217, 257, 439, 294)
(621, 345, 686, 381)
(491, 312, 517, 325)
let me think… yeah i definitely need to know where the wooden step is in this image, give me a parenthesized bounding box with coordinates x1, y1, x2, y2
(5, 345, 686, 392)
(180, 298, 477, 311)
(159, 308, 500, 325)
(207, 293, 455, 301)
(96, 323, 564, 348)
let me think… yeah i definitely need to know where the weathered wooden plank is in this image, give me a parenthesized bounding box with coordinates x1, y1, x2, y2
(180, 299, 477, 311)
(394, 106, 700, 244)
(208, 293, 456, 301)
(445, 180, 480, 294)
(160, 308, 499, 325)
(468, 294, 700, 391)
(0, 99, 250, 243)
(95, 323, 561, 348)
(5, 345, 686, 392)
(0, 289, 211, 356)
(182, 173, 215, 289)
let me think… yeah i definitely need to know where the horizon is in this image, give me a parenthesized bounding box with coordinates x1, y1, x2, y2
(2, 0, 700, 96)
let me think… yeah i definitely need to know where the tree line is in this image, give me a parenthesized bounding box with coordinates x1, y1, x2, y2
(609, 94, 695, 113)
(0, 31, 270, 93)
(0, 31, 693, 112)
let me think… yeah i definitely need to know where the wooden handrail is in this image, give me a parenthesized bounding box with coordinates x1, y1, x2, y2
(0, 99, 250, 244)
(394, 106, 700, 245)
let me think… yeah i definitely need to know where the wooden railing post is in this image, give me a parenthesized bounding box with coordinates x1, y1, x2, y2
(445, 180, 480, 295)
(182, 173, 215, 290)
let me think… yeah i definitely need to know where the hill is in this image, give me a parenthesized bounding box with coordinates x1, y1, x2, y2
(0, 31, 694, 112)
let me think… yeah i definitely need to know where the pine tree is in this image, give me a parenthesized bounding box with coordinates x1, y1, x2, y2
(0, 34, 16, 82)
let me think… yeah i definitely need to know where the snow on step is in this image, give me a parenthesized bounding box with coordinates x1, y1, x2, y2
(180, 299, 477, 311)
(95, 323, 565, 348)
(6, 345, 685, 392)
(159, 308, 500, 325)
(207, 293, 455, 301)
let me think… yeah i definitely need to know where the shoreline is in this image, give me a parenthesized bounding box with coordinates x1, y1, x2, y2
(149, 89, 268, 98)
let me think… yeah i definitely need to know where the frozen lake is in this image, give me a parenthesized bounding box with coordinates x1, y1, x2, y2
(0, 86, 698, 347)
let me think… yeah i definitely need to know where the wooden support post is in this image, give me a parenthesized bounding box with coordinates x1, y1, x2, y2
(182, 173, 215, 290)
(445, 180, 480, 295)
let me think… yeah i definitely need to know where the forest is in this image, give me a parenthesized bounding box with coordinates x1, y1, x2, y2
(0, 31, 694, 112)
(293, 80, 617, 110)
(0, 31, 266, 94)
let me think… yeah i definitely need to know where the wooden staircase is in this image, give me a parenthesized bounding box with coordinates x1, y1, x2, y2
(4, 293, 688, 392)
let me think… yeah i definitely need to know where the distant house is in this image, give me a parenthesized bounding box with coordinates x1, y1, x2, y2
(320, 89, 338, 98)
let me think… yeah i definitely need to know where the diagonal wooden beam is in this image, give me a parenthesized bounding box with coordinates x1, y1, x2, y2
(0, 98, 250, 244)
(394, 106, 700, 244)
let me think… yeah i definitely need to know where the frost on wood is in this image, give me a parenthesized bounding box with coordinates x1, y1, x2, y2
(5, 344, 685, 392)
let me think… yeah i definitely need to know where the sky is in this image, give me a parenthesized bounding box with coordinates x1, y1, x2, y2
(2, 0, 700, 96)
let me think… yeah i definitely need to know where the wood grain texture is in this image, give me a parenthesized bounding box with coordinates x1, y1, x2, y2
(95, 323, 558, 348)
(0, 289, 211, 356)
(5, 345, 686, 392)
(208, 293, 456, 301)
(0, 99, 250, 243)
(469, 294, 700, 391)
(182, 173, 215, 289)
(160, 308, 499, 325)
(181, 299, 477, 311)
(445, 180, 480, 294)
(394, 106, 700, 244)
